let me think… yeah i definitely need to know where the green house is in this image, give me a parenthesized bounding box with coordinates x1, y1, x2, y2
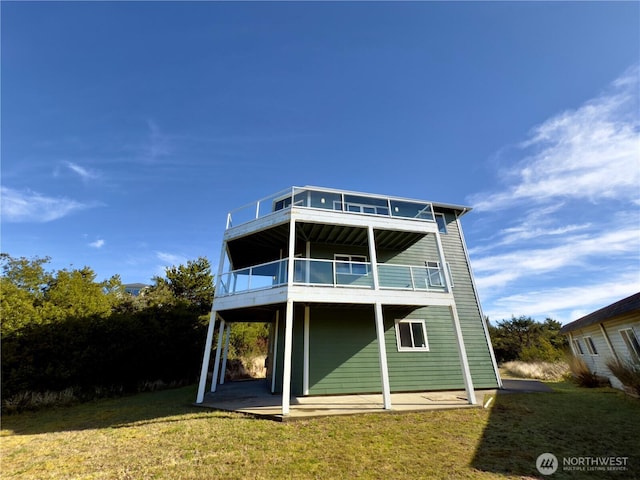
(196, 186, 501, 414)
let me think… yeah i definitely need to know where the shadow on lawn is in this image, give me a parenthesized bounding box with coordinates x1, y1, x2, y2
(1, 384, 244, 436)
(471, 382, 640, 479)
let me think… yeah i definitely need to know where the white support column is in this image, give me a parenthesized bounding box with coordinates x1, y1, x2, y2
(281, 217, 297, 416)
(282, 300, 294, 415)
(196, 238, 230, 404)
(196, 310, 217, 403)
(219, 323, 231, 385)
(374, 302, 392, 410)
(367, 225, 392, 410)
(271, 311, 280, 393)
(303, 305, 310, 395)
(456, 216, 502, 388)
(210, 318, 226, 393)
(449, 304, 476, 405)
(433, 230, 453, 292)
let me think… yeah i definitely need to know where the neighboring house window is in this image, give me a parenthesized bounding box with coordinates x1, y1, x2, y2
(435, 213, 447, 234)
(335, 254, 368, 275)
(573, 339, 584, 355)
(584, 336, 598, 355)
(395, 319, 429, 352)
(620, 328, 640, 362)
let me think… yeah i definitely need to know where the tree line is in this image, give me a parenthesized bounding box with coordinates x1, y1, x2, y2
(1, 254, 267, 410)
(2, 252, 568, 411)
(487, 315, 568, 363)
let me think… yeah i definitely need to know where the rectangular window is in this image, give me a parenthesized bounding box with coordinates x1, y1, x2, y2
(584, 336, 598, 355)
(435, 213, 447, 234)
(573, 338, 584, 355)
(395, 319, 429, 352)
(335, 254, 368, 275)
(620, 328, 640, 362)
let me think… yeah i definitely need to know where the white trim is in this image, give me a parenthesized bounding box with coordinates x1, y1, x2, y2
(210, 317, 226, 393)
(456, 216, 502, 389)
(584, 335, 599, 356)
(394, 319, 429, 352)
(374, 302, 392, 410)
(599, 323, 618, 361)
(196, 310, 217, 403)
(435, 213, 448, 234)
(449, 304, 477, 405)
(367, 225, 391, 410)
(303, 306, 310, 395)
(620, 328, 640, 362)
(219, 323, 231, 385)
(572, 337, 585, 355)
(271, 311, 279, 394)
(282, 300, 294, 415)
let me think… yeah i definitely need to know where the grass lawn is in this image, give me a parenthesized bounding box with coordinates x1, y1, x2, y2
(2, 382, 639, 479)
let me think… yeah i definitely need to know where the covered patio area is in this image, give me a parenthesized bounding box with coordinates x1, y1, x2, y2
(194, 379, 501, 421)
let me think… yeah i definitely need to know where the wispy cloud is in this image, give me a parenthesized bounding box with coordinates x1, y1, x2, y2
(470, 64, 640, 211)
(89, 239, 105, 248)
(485, 271, 640, 324)
(1, 186, 94, 222)
(473, 226, 639, 290)
(155, 251, 187, 266)
(65, 161, 100, 181)
(467, 64, 640, 324)
(144, 120, 171, 162)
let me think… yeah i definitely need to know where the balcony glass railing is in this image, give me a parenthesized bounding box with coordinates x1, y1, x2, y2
(226, 186, 435, 229)
(377, 263, 447, 292)
(216, 258, 447, 296)
(217, 259, 288, 296)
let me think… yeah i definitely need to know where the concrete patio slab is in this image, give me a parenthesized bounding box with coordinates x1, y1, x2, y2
(195, 379, 505, 421)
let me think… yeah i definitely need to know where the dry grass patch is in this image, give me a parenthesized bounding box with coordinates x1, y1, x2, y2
(501, 360, 569, 380)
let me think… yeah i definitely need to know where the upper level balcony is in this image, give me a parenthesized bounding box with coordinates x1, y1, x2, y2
(217, 258, 449, 298)
(225, 186, 437, 230)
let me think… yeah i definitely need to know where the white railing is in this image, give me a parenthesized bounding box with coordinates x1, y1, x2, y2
(217, 259, 288, 296)
(216, 258, 448, 296)
(225, 186, 436, 229)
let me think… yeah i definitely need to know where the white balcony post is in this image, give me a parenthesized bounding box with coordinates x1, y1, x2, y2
(210, 317, 226, 393)
(433, 232, 452, 293)
(449, 305, 476, 405)
(367, 225, 392, 410)
(219, 323, 231, 385)
(196, 310, 217, 403)
(303, 305, 310, 395)
(271, 311, 279, 393)
(282, 299, 294, 415)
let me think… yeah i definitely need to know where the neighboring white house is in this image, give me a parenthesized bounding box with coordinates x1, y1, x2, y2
(561, 292, 640, 390)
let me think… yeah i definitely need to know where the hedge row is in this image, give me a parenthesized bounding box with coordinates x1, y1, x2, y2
(2, 306, 208, 402)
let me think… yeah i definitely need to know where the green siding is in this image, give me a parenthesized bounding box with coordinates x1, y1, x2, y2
(308, 306, 382, 395)
(384, 306, 465, 391)
(269, 210, 499, 396)
(438, 210, 499, 388)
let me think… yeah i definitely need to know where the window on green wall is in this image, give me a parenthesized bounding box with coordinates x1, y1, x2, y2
(395, 319, 429, 352)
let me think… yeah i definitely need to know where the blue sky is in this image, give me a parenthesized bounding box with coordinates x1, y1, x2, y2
(2, 2, 639, 324)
